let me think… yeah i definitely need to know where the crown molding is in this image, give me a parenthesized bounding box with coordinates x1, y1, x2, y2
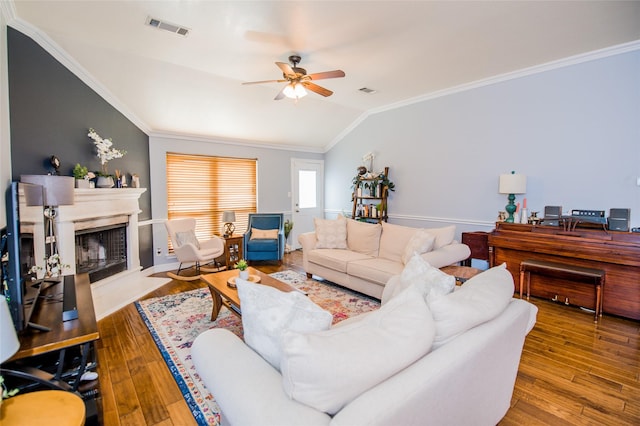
(329, 40, 640, 151)
(148, 130, 325, 154)
(369, 40, 640, 117)
(6, 17, 151, 135)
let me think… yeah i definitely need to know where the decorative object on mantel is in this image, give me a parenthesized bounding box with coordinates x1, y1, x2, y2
(498, 171, 526, 223)
(88, 128, 126, 188)
(49, 155, 61, 175)
(72, 163, 94, 188)
(131, 174, 140, 188)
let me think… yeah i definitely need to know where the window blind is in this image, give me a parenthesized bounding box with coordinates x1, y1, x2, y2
(166, 153, 257, 250)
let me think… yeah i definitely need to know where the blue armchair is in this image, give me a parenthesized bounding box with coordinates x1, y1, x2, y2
(243, 213, 285, 263)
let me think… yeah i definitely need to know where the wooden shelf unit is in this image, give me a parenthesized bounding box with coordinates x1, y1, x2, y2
(351, 166, 390, 223)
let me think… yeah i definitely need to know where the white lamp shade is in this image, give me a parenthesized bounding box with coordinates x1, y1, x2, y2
(0, 296, 20, 363)
(499, 173, 527, 194)
(222, 211, 236, 223)
(21, 175, 75, 206)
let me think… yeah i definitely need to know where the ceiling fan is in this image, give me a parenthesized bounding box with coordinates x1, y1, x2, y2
(242, 55, 345, 100)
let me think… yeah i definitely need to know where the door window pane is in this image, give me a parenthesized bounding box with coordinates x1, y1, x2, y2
(298, 170, 316, 209)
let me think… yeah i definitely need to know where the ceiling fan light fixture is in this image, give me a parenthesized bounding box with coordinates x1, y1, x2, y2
(283, 82, 307, 99)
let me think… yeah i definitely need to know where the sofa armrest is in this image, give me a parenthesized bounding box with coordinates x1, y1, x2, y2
(192, 329, 330, 426)
(331, 299, 536, 426)
(421, 242, 471, 268)
(298, 232, 318, 272)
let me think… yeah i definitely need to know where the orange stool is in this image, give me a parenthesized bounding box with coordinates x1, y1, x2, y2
(0, 390, 85, 426)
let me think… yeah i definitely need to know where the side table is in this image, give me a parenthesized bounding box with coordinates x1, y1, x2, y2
(223, 235, 244, 269)
(461, 231, 490, 267)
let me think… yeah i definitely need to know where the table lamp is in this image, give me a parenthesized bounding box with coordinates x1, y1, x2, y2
(0, 296, 20, 364)
(222, 211, 236, 237)
(21, 175, 75, 278)
(499, 171, 527, 223)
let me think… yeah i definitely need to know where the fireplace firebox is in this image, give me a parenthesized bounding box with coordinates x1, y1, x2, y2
(75, 225, 127, 282)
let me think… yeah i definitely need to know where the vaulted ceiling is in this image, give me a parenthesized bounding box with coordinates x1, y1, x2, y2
(7, 1, 640, 151)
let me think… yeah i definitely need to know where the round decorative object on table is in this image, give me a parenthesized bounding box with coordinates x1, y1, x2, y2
(227, 274, 261, 288)
(96, 176, 114, 188)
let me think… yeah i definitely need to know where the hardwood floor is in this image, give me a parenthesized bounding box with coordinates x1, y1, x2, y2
(94, 251, 640, 425)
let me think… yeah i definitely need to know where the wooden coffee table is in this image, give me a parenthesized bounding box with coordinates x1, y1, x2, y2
(201, 267, 300, 320)
(440, 265, 483, 285)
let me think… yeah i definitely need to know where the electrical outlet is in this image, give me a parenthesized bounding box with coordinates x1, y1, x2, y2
(156, 248, 162, 256)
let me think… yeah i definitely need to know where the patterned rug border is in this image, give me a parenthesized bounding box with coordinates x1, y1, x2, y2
(135, 270, 380, 426)
(135, 296, 208, 424)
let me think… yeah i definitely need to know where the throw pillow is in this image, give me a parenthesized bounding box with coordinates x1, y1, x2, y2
(346, 219, 382, 256)
(236, 279, 333, 371)
(401, 229, 436, 264)
(314, 216, 348, 249)
(424, 225, 456, 250)
(427, 263, 514, 348)
(174, 230, 200, 249)
(280, 283, 436, 415)
(381, 254, 455, 304)
(378, 222, 419, 262)
(250, 228, 279, 240)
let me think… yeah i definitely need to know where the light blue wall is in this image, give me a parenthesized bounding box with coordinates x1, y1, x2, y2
(326, 49, 640, 238)
(149, 135, 322, 265)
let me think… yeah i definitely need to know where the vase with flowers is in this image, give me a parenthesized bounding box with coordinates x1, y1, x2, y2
(88, 128, 126, 188)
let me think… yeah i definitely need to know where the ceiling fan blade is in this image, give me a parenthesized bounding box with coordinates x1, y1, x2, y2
(302, 82, 333, 97)
(307, 70, 345, 80)
(276, 61, 295, 78)
(274, 86, 286, 100)
(242, 79, 287, 85)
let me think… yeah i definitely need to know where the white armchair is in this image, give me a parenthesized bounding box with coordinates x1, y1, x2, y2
(165, 218, 225, 280)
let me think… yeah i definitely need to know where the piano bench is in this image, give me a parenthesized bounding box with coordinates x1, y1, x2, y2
(519, 259, 605, 322)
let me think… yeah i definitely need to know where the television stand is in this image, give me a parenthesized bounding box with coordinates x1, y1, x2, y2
(7, 273, 99, 392)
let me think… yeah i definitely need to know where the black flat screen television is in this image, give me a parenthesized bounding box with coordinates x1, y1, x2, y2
(2, 181, 45, 332)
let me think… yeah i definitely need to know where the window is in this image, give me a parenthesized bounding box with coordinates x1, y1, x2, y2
(166, 153, 257, 249)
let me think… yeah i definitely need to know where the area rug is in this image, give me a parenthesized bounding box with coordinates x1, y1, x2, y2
(135, 270, 380, 425)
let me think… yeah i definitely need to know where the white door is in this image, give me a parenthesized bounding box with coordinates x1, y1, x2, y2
(291, 158, 324, 250)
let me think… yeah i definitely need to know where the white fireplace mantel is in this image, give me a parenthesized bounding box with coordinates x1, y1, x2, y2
(20, 187, 147, 277)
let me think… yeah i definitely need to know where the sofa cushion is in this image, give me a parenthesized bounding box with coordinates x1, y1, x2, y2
(308, 249, 373, 273)
(314, 216, 348, 249)
(382, 254, 455, 304)
(250, 228, 279, 239)
(427, 263, 514, 348)
(236, 279, 333, 371)
(347, 257, 404, 286)
(378, 222, 418, 262)
(424, 225, 456, 250)
(280, 283, 436, 415)
(346, 219, 382, 256)
(402, 229, 436, 264)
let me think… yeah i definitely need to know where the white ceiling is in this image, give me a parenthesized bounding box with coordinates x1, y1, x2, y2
(7, 1, 640, 152)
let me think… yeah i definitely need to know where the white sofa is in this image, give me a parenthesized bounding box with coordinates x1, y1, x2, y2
(191, 263, 538, 426)
(298, 218, 471, 299)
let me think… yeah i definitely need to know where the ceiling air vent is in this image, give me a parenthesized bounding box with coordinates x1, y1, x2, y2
(146, 16, 190, 36)
(359, 87, 377, 94)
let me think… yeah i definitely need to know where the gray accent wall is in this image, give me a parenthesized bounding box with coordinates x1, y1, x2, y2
(6, 27, 154, 268)
(326, 49, 640, 235)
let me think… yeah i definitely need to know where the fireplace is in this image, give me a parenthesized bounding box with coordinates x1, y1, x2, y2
(75, 224, 127, 282)
(19, 187, 146, 282)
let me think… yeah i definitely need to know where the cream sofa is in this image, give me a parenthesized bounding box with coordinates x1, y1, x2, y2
(191, 263, 538, 426)
(298, 218, 471, 299)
